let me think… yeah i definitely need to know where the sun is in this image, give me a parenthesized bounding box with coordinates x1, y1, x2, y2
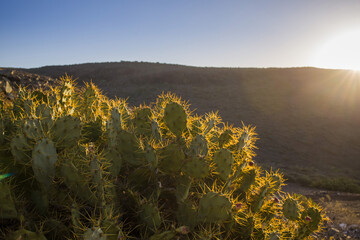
(312, 30, 360, 71)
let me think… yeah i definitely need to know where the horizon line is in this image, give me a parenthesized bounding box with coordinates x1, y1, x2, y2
(0, 60, 355, 72)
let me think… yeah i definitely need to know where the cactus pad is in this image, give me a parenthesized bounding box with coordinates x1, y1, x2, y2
(182, 156, 209, 179)
(218, 129, 233, 148)
(159, 144, 185, 173)
(140, 203, 162, 229)
(32, 139, 57, 189)
(213, 148, 234, 181)
(23, 119, 43, 140)
(164, 102, 187, 137)
(198, 192, 232, 223)
(175, 175, 192, 203)
(189, 134, 208, 157)
(282, 197, 300, 221)
(10, 133, 32, 163)
(0, 182, 17, 219)
(117, 130, 143, 166)
(133, 107, 153, 137)
(52, 115, 81, 147)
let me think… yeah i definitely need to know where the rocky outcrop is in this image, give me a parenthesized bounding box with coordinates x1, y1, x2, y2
(0, 68, 58, 98)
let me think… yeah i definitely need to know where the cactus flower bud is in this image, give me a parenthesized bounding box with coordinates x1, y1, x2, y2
(305, 216, 312, 222)
(176, 226, 190, 234)
(248, 161, 254, 167)
(235, 202, 243, 210)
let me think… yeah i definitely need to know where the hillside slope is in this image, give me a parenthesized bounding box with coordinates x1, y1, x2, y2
(24, 62, 360, 185)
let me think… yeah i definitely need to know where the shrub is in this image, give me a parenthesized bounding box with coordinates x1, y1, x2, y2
(0, 76, 325, 239)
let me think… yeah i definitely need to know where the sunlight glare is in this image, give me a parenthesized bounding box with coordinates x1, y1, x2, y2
(312, 30, 360, 71)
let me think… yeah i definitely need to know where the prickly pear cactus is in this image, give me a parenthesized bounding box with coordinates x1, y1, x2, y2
(189, 134, 208, 157)
(282, 196, 301, 221)
(0, 76, 326, 239)
(163, 101, 187, 137)
(213, 148, 234, 181)
(198, 192, 232, 223)
(0, 182, 17, 219)
(32, 139, 57, 190)
(139, 202, 162, 229)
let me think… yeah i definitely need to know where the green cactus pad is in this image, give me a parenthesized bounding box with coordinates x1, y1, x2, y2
(176, 175, 192, 203)
(60, 163, 97, 205)
(250, 182, 269, 213)
(238, 168, 257, 192)
(32, 139, 57, 189)
(213, 148, 234, 181)
(0, 182, 17, 219)
(151, 119, 162, 141)
(105, 148, 122, 177)
(23, 119, 43, 140)
(219, 129, 233, 148)
(189, 134, 208, 157)
(182, 156, 209, 179)
(237, 132, 249, 149)
(132, 107, 153, 137)
(145, 144, 158, 170)
(6, 229, 47, 240)
(198, 192, 232, 223)
(176, 200, 197, 229)
(164, 102, 187, 137)
(52, 115, 81, 147)
(282, 197, 300, 221)
(117, 130, 143, 166)
(159, 144, 185, 173)
(35, 104, 52, 131)
(140, 203, 162, 229)
(302, 207, 322, 231)
(10, 133, 32, 163)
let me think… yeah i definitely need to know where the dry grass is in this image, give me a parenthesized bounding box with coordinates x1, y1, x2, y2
(322, 200, 360, 225)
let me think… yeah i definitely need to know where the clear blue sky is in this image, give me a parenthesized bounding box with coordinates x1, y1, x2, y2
(1, 0, 360, 68)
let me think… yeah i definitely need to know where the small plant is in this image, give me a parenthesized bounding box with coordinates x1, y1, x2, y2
(0, 76, 325, 239)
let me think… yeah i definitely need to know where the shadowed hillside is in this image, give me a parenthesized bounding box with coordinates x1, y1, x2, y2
(24, 62, 360, 189)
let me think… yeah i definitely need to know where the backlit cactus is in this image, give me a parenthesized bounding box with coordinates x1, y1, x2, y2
(0, 76, 325, 239)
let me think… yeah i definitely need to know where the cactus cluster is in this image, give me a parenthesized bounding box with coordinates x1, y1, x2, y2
(0, 76, 326, 239)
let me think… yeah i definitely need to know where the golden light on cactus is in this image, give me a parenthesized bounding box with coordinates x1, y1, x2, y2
(0, 77, 326, 239)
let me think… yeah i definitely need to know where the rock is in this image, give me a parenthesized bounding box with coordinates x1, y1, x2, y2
(348, 224, 359, 230)
(5, 80, 12, 94)
(0, 69, 58, 94)
(339, 223, 347, 230)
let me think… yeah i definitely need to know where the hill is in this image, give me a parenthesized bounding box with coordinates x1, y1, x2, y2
(16, 62, 360, 190)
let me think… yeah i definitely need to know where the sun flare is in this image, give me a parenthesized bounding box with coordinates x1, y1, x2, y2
(312, 30, 360, 71)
